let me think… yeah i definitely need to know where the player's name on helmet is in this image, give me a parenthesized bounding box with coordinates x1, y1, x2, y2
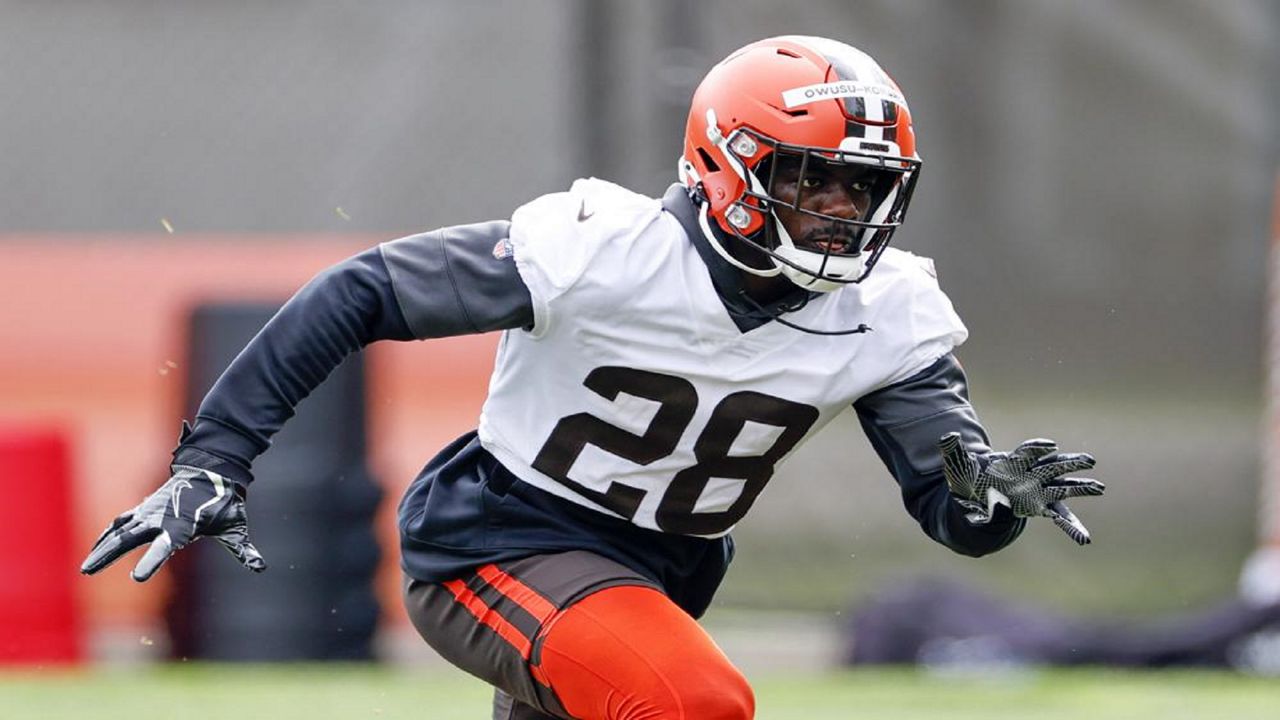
(782, 81, 905, 109)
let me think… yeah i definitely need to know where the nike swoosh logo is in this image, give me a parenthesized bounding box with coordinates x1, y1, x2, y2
(193, 474, 225, 525)
(577, 199, 593, 222)
(171, 479, 193, 518)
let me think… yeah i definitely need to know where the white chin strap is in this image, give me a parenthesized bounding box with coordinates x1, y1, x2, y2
(768, 206, 870, 292)
(773, 246, 868, 292)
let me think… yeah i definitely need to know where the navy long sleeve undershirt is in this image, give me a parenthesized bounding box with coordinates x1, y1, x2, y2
(178, 247, 415, 483)
(854, 356, 1025, 556)
(176, 221, 533, 484)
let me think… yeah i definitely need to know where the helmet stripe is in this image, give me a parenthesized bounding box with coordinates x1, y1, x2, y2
(881, 99, 899, 123)
(823, 49, 862, 82)
(862, 96, 884, 122)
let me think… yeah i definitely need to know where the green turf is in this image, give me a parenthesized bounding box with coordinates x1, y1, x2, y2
(3, 665, 1278, 719)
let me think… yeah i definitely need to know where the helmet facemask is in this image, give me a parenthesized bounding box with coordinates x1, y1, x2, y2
(720, 128, 921, 292)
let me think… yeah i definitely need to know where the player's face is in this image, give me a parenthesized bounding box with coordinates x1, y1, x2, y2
(768, 153, 874, 254)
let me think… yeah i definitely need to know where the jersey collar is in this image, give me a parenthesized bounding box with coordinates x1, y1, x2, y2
(660, 184, 812, 333)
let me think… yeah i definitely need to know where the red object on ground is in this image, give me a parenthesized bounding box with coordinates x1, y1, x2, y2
(0, 427, 82, 664)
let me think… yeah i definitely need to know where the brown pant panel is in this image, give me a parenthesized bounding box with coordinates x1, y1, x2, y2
(402, 551, 663, 719)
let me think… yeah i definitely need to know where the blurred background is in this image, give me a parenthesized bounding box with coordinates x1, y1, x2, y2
(2, 0, 1279, 677)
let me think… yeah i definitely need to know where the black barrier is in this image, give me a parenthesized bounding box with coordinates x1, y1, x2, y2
(166, 303, 383, 661)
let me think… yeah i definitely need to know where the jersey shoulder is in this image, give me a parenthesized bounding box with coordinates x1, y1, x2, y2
(509, 178, 663, 292)
(508, 179, 672, 333)
(842, 247, 969, 387)
(860, 247, 942, 292)
(513, 177, 658, 227)
(841, 247, 953, 313)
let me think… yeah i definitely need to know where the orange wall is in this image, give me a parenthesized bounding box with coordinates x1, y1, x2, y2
(0, 236, 499, 637)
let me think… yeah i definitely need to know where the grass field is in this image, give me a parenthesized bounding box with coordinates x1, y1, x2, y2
(4, 665, 1278, 719)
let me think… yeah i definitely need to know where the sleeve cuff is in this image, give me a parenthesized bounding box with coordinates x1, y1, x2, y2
(940, 497, 1026, 557)
(172, 417, 261, 486)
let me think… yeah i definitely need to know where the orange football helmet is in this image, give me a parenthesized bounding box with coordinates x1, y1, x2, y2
(680, 36, 922, 291)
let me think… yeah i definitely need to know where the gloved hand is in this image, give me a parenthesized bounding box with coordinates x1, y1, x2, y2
(938, 432, 1104, 545)
(80, 465, 266, 581)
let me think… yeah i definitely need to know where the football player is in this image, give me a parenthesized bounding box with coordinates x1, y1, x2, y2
(81, 36, 1104, 719)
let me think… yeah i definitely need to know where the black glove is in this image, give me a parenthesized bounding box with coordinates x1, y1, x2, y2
(80, 465, 266, 581)
(939, 432, 1104, 545)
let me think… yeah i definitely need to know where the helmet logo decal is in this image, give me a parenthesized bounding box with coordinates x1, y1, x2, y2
(781, 81, 904, 109)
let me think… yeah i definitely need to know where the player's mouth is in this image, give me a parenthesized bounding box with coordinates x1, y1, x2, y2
(801, 235, 856, 254)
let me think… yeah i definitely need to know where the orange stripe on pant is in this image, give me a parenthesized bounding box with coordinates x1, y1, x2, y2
(442, 578, 534, 658)
(472, 565, 559, 687)
(477, 564, 557, 622)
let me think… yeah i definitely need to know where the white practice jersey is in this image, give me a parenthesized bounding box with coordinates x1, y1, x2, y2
(478, 178, 967, 537)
